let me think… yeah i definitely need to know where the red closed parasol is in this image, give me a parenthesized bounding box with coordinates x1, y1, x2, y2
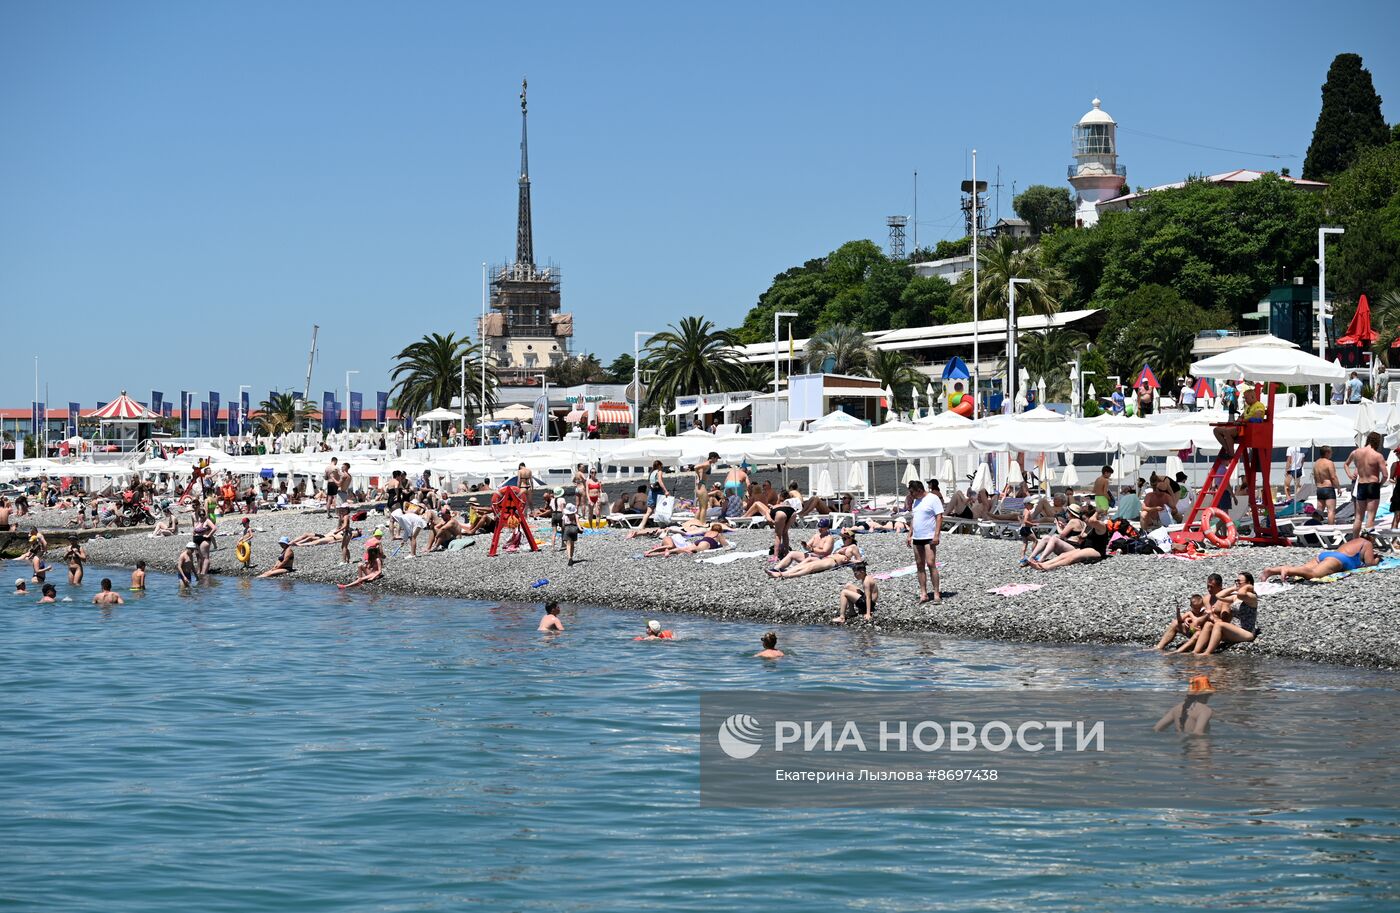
(1338, 294, 1379, 347)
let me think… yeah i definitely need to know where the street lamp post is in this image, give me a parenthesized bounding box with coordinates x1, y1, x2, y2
(971, 149, 980, 418)
(344, 370, 358, 438)
(535, 373, 549, 442)
(1008, 278, 1032, 411)
(481, 262, 489, 424)
(633, 330, 657, 438)
(1317, 226, 1345, 404)
(459, 355, 468, 446)
(773, 311, 799, 399)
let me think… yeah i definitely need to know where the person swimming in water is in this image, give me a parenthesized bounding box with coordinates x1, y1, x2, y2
(754, 631, 784, 659)
(538, 601, 563, 632)
(92, 577, 124, 606)
(635, 619, 673, 640)
(38, 583, 57, 604)
(130, 560, 146, 591)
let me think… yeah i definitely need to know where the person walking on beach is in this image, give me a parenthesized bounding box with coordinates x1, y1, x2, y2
(754, 631, 784, 659)
(323, 457, 340, 515)
(1314, 445, 1339, 524)
(639, 460, 669, 529)
(538, 601, 563, 632)
(1344, 432, 1386, 539)
(1092, 466, 1112, 514)
(908, 479, 944, 605)
(561, 502, 581, 565)
(92, 578, 123, 606)
(693, 452, 718, 522)
(1283, 445, 1304, 500)
(516, 463, 534, 508)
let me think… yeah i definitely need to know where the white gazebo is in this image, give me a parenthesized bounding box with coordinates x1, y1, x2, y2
(86, 391, 161, 451)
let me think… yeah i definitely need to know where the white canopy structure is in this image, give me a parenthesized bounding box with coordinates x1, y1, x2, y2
(1189, 336, 1346, 385)
(416, 407, 462, 423)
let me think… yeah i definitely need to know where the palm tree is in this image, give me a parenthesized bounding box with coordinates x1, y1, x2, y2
(389, 332, 497, 422)
(951, 236, 1070, 321)
(804, 324, 872, 374)
(868, 349, 924, 411)
(255, 391, 319, 435)
(732, 362, 775, 394)
(1139, 325, 1197, 389)
(1012, 327, 1089, 401)
(641, 316, 747, 410)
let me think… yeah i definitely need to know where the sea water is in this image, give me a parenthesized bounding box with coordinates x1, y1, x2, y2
(4, 569, 1399, 911)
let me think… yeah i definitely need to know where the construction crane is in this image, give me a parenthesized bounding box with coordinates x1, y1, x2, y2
(301, 325, 319, 429)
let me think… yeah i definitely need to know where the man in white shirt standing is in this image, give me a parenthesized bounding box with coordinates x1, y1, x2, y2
(1284, 445, 1305, 500)
(907, 479, 945, 605)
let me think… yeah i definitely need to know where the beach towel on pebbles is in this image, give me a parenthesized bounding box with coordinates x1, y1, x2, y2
(987, 583, 1044, 597)
(871, 564, 937, 580)
(697, 550, 767, 565)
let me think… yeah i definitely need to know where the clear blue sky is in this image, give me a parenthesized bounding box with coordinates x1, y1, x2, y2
(2, 0, 1397, 407)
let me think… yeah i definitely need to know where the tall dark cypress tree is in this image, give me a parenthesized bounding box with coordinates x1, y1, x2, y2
(1303, 53, 1389, 180)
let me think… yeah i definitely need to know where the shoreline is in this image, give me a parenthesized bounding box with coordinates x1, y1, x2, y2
(56, 505, 1400, 671)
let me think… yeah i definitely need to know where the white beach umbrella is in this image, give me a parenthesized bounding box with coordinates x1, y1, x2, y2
(847, 460, 865, 491)
(970, 460, 993, 494)
(1037, 376, 1048, 404)
(910, 385, 920, 415)
(1040, 463, 1056, 487)
(938, 457, 957, 487)
(1006, 460, 1024, 487)
(815, 468, 836, 498)
(1355, 399, 1378, 442)
(1165, 454, 1185, 479)
(926, 381, 937, 405)
(1190, 336, 1346, 386)
(1060, 463, 1081, 488)
(900, 461, 919, 485)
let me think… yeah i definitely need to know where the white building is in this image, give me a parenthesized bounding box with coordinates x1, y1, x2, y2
(1068, 98, 1126, 228)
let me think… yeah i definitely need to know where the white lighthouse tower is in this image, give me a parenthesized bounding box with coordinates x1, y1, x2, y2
(1068, 98, 1125, 227)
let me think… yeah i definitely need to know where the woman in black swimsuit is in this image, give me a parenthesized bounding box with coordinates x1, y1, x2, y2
(1028, 506, 1110, 571)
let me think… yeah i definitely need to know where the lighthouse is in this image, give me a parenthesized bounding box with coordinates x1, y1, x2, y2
(1068, 98, 1125, 227)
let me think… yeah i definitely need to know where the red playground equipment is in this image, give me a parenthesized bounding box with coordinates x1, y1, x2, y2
(1171, 382, 1287, 549)
(487, 485, 539, 557)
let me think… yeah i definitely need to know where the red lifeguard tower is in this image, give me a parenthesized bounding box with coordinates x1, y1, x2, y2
(1170, 338, 1346, 550)
(487, 485, 539, 557)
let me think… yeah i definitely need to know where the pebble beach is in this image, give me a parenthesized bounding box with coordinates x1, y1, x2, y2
(27, 499, 1398, 670)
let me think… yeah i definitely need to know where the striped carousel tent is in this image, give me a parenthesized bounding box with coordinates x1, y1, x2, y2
(86, 391, 160, 422)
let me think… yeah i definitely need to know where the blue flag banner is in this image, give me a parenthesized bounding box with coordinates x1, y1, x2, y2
(322, 392, 337, 431)
(200, 402, 210, 437)
(179, 391, 190, 435)
(31, 402, 43, 439)
(240, 390, 251, 436)
(162, 402, 173, 419)
(208, 392, 220, 435)
(151, 391, 164, 417)
(349, 392, 363, 430)
(68, 402, 80, 438)
(376, 391, 388, 427)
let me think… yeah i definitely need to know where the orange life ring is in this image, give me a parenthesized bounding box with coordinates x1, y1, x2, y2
(1202, 508, 1237, 548)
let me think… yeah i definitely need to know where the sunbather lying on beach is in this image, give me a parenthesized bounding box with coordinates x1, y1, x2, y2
(1261, 536, 1380, 582)
(854, 516, 909, 533)
(767, 535, 862, 579)
(644, 523, 729, 557)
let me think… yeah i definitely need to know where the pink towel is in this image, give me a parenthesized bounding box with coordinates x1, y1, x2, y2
(987, 583, 1044, 597)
